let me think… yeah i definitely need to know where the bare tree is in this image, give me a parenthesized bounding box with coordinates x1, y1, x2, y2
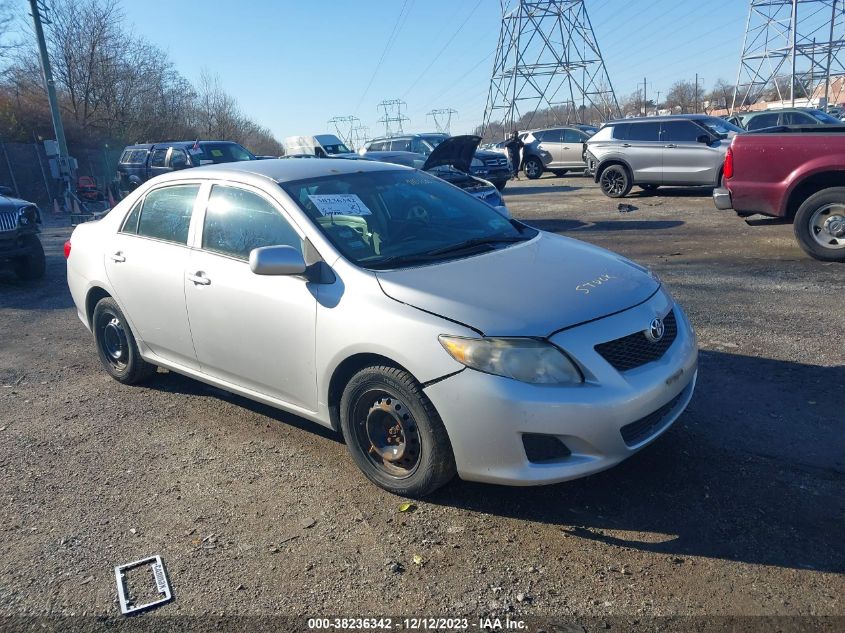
(665, 80, 698, 114)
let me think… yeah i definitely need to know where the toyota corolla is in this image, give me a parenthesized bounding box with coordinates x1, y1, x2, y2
(66, 159, 697, 497)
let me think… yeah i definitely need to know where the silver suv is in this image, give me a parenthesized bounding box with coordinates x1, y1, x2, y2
(584, 115, 743, 198)
(521, 127, 593, 179)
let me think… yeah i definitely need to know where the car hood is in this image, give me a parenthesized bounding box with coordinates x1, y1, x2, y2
(422, 135, 481, 173)
(375, 232, 660, 337)
(0, 195, 32, 211)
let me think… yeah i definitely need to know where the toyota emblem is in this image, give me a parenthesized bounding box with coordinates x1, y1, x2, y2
(645, 317, 665, 343)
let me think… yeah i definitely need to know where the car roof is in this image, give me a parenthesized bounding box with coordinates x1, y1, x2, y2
(367, 132, 447, 142)
(123, 140, 241, 150)
(152, 157, 407, 185)
(605, 114, 713, 124)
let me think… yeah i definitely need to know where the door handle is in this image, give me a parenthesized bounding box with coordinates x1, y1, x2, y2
(664, 144, 677, 148)
(109, 252, 125, 263)
(622, 143, 631, 148)
(187, 272, 211, 286)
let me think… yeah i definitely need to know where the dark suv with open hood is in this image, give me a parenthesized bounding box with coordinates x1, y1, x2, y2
(362, 133, 511, 190)
(363, 135, 509, 216)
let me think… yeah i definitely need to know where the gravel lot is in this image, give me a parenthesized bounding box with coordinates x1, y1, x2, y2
(1, 174, 843, 630)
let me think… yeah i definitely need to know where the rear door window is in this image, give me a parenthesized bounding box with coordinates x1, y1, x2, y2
(149, 148, 168, 168)
(661, 120, 703, 142)
(389, 138, 412, 152)
(202, 186, 301, 260)
(626, 122, 661, 141)
(136, 184, 199, 245)
(747, 113, 779, 130)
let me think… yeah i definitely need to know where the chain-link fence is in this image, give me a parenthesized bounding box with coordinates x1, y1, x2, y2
(0, 141, 123, 210)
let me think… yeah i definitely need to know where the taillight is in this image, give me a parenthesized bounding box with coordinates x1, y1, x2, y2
(63, 240, 71, 259)
(723, 147, 734, 180)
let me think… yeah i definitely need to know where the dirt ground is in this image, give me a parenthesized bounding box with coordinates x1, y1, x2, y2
(0, 174, 843, 631)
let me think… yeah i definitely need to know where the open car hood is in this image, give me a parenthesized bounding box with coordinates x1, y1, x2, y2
(422, 135, 481, 173)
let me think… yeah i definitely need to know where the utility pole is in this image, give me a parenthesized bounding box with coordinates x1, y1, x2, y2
(377, 99, 410, 137)
(643, 77, 648, 115)
(791, 0, 798, 105)
(28, 0, 72, 208)
(426, 108, 458, 134)
(695, 73, 699, 112)
(825, 0, 839, 107)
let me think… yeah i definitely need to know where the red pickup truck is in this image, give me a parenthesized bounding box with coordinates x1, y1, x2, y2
(713, 126, 845, 262)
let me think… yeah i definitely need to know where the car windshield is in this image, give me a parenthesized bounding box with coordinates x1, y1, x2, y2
(808, 109, 842, 124)
(192, 142, 255, 164)
(323, 143, 351, 155)
(280, 169, 535, 270)
(420, 135, 447, 151)
(698, 117, 744, 137)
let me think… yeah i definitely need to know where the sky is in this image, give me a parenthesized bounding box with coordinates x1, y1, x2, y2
(120, 0, 751, 141)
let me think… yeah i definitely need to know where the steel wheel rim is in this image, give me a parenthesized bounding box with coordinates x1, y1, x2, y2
(810, 204, 845, 249)
(601, 169, 625, 195)
(100, 314, 128, 369)
(353, 389, 421, 479)
(525, 160, 540, 178)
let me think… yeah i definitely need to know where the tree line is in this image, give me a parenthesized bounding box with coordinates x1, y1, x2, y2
(0, 0, 283, 155)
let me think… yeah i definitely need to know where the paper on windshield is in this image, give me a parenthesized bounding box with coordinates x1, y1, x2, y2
(308, 194, 372, 216)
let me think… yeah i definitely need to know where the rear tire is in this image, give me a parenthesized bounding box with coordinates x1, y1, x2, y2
(13, 235, 46, 280)
(523, 157, 543, 180)
(92, 297, 157, 384)
(340, 365, 456, 497)
(599, 165, 632, 198)
(793, 187, 845, 262)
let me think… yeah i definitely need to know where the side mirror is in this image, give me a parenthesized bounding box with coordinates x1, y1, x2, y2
(697, 134, 712, 145)
(249, 245, 307, 276)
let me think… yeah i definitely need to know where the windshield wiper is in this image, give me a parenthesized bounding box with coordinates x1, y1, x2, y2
(424, 234, 530, 257)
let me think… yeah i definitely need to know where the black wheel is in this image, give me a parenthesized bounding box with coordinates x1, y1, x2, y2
(599, 164, 632, 198)
(92, 297, 156, 384)
(639, 184, 659, 192)
(551, 169, 569, 177)
(523, 156, 543, 180)
(340, 365, 456, 497)
(793, 187, 845, 262)
(13, 235, 46, 280)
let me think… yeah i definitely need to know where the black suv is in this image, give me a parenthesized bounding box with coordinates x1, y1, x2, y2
(0, 187, 45, 280)
(116, 141, 255, 197)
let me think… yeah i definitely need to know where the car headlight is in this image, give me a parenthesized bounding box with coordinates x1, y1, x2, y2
(439, 335, 582, 385)
(17, 207, 36, 226)
(471, 158, 484, 168)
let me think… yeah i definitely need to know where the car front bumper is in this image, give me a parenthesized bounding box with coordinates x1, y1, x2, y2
(423, 291, 698, 486)
(713, 187, 733, 210)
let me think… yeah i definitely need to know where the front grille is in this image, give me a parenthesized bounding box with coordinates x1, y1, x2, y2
(0, 211, 17, 232)
(595, 310, 678, 372)
(620, 390, 686, 447)
(498, 157, 508, 166)
(485, 158, 500, 167)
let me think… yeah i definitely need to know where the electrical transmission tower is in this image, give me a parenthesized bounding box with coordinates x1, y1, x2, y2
(350, 125, 370, 151)
(482, 0, 620, 136)
(327, 115, 360, 149)
(732, 0, 845, 110)
(377, 99, 410, 137)
(427, 108, 458, 134)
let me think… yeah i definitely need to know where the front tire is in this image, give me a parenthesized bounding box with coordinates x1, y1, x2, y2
(340, 365, 456, 497)
(523, 157, 543, 180)
(92, 297, 157, 384)
(793, 188, 845, 262)
(13, 235, 46, 280)
(599, 164, 632, 198)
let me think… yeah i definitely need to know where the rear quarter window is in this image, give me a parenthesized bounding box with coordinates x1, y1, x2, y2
(136, 184, 199, 245)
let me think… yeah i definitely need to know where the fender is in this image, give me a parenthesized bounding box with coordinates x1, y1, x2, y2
(780, 158, 845, 217)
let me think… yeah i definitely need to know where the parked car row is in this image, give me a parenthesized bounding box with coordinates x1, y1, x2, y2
(726, 106, 844, 130)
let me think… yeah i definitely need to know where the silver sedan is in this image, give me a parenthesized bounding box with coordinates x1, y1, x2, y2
(66, 159, 698, 496)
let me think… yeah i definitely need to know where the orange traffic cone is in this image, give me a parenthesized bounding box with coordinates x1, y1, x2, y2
(52, 199, 61, 215)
